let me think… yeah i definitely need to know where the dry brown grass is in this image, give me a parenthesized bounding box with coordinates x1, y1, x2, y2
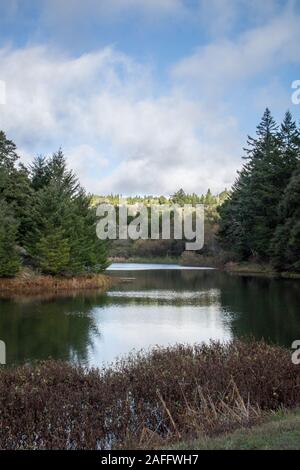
(0, 268, 114, 295)
(0, 339, 299, 449)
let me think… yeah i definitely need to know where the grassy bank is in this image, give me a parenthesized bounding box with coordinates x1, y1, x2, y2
(170, 408, 300, 450)
(0, 339, 299, 450)
(0, 268, 114, 295)
(225, 262, 300, 279)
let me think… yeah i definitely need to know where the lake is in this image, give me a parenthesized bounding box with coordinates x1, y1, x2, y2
(0, 263, 299, 367)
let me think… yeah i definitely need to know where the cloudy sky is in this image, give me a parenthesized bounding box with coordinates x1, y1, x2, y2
(0, 0, 299, 195)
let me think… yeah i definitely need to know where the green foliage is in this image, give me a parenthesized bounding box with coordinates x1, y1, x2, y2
(0, 200, 20, 277)
(0, 132, 108, 277)
(0, 131, 33, 242)
(29, 155, 50, 190)
(35, 228, 70, 275)
(219, 109, 300, 268)
(92, 188, 228, 211)
(271, 165, 300, 271)
(0, 130, 18, 169)
(27, 151, 108, 275)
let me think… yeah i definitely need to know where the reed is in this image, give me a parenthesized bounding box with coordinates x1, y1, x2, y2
(0, 268, 114, 294)
(0, 339, 299, 449)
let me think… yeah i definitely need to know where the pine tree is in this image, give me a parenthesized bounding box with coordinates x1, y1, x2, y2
(271, 165, 300, 271)
(0, 131, 34, 243)
(279, 111, 300, 165)
(27, 151, 108, 275)
(0, 131, 18, 170)
(243, 108, 282, 258)
(26, 179, 72, 272)
(35, 227, 70, 275)
(0, 200, 20, 277)
(30, 155, 50, 191)
(171, 188, 186, 205)
(218, 109, 299, 261)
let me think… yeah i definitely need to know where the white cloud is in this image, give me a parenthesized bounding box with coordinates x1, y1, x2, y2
(0, 43, 242, 195)
(1, 5, 299, 196)
(172, 10, 300, 95)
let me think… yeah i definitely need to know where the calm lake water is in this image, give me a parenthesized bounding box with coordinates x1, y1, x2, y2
(0, 263, 299, 367)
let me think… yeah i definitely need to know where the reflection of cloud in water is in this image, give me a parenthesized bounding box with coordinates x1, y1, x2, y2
(105, 289, 221, 307)
(87, 304, 233, 367)
(107, 263, 215, 271)
(107, 289, 220, 301)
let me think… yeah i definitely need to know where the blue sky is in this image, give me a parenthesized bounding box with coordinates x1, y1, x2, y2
(0, 0, 300, 195)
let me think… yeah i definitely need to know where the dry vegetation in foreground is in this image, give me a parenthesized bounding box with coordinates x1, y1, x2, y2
(0, 340, 299, 450)
(0, 268, 114, 295)
(169, 408, 300, 450)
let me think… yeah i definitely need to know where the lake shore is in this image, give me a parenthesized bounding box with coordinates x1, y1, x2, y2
(108, 256, 300, 279)
(109, 253, 221, 268)
(0, 269, 115, 295)
(224, 261, 300, 279)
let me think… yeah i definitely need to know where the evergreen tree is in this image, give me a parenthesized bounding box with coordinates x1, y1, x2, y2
(0, 132, 108, 277)
(205, 188, 214, 205)
(243, 108, 282, 258)
(0, 200, 20, 277)
(27, 151, 108, 275)
(35, 228, 70, 275)
(46, 149, 80, 196)
(218, 108, 299, 260)
(0, 131, 34, 243)
(26, 179, 72, 271)
(30, 155, 50, 191)
(271, 165, 300, 271)
(0, 131, 18, 170)
(171, 188, 186, 205)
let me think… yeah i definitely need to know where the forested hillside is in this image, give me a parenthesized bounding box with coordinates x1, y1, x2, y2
(93, 189, 228, 260)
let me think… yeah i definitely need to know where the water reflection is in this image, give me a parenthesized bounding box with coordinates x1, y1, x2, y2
(0, 264, 299, 367)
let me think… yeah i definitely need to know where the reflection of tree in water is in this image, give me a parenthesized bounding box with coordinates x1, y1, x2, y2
(0, 291, 109, 366)
(110, 269, 220, 292)
(108, 270, 221, 307)
(218, 275, 300, 347)
(1, 270, 299, 365)
(111, 269, 300, 347)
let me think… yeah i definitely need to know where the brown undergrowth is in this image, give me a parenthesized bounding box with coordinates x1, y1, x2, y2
(0, 339, 299, 449)
(0, 268, 114, 295)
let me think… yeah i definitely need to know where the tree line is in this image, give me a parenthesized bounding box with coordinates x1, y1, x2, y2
(92, 188, 228, 208)
(0, 132, 108, 277)
(1, 107, 299, 277)
(218, 109, 300, 272)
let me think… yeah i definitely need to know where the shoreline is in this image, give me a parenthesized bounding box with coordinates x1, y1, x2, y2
(109, 257, 300, 279)
(1, 259, 299, 297)
(0, 272, 115, 296)
(224, 261, 300, 279)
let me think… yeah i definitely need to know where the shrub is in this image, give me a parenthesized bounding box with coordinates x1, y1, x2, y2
(0, 339, 299, 449)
